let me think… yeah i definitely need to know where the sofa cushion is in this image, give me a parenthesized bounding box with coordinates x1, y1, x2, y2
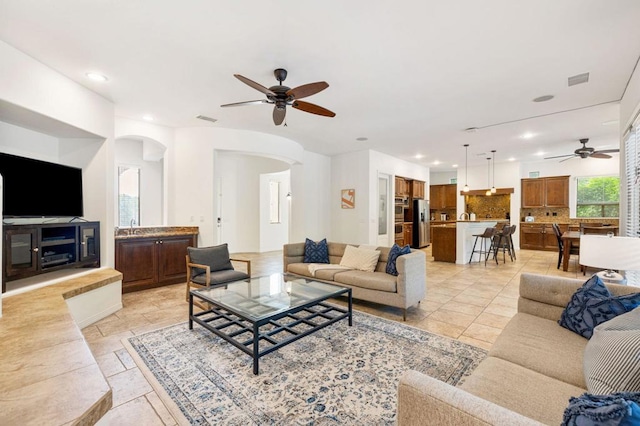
(303, 238, 329, 263)
(584, 307, 640, 395)
(489, 312, 588, 388)
(334, 270, 397, 292)
(460, 357, 586, 426)
(339, 245, 381, 272)
(188, 244, 233, 277)
(190, 269, 249, 286)
(386, 244, 411, 276)
(286, 262, 314, 278)
(558, 275, 640, 339)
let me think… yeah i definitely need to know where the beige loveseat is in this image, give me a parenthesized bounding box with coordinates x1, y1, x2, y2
(283, 242, 426, 320)
(397, 273, 638, 425)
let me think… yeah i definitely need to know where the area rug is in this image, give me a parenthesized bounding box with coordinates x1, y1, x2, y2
(124, 309, 487, 425)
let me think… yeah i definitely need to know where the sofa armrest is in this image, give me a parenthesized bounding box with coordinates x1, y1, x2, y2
(395, 250, 426, 305)
(283, 242, 305, 273)
(397, 370, 544, 426)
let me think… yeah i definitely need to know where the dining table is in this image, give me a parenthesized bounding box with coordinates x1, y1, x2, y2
(561, 231, 582, 272)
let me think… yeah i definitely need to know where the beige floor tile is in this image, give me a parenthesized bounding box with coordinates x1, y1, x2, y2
(457, 335, 493, 351)
(462, 323, 503, 344)
(429, 309, 478, 328)
(107, 367, 154, 407)
(451, 293, 492, 307)
(415, 317, 465, 339)
(95, 352, 126, 378)
(474, 312, 512, 329)
(440, 300, 486, 316)
(115, 348, 137, 370)
(83, 330, 134, 357)
(95, 395, 167, 426)
(482, 303, 518, 318)
(145, 391, 179, 426)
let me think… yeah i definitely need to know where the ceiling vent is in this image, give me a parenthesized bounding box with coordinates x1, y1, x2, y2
(196, 115, 218, 123)
(568, 72, 589, 87)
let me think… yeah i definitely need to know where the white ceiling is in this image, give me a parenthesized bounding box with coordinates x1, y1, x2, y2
(1, 0, 639, 169)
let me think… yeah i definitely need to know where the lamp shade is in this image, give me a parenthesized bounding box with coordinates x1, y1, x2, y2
(579, 235, 640, 271)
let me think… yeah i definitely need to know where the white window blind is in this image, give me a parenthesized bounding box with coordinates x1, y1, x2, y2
(623, 120, 640, 285)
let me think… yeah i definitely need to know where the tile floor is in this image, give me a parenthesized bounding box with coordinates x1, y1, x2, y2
(82, 247, 588, 425)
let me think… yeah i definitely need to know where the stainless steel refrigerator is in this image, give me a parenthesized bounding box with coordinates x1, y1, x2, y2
(413, 199, 430, 248)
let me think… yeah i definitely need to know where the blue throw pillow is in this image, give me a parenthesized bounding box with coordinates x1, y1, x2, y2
(562, 392, 640, 426)
(303, 238, 329, 263)
(559, 275, 640, 339)
(386, 243, 411, 276)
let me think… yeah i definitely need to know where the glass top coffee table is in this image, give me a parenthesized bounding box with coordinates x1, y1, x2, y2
(189, 273, 352, 375)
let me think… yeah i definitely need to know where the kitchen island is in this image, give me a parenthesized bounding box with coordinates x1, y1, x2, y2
(456, 220, 509, 264)
(431, 223, 457, 262)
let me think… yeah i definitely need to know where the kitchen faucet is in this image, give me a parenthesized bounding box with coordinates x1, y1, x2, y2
(459, 212, 470, 220)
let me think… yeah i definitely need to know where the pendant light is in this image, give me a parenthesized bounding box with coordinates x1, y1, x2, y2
(491, 150, 497, 193)
(485, 157, 492, 196)
(463, 144, 470, 192)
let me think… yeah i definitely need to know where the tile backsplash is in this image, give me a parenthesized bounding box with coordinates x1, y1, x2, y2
(465, 194, 510, 219)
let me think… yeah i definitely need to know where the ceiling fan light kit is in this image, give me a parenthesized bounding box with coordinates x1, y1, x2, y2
(544, 138, 619, 162)
(221, 68, 336, 126)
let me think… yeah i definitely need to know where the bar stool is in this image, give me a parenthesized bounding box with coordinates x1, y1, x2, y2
(493, 225, 515, 263)
(469, 227, 497, 265)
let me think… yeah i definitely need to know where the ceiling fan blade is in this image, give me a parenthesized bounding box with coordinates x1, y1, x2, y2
(292, 100, 336, 117)
(234, 74, 276, 96)
(559, 156, 577, 163)
(594, 149, 619, 154)
(286, 82, 329, 100)
(590, 152, 612, 159)
(220, 99, 270, 108)
(544, 154, 575, 160)
(273, 106, 286, 125)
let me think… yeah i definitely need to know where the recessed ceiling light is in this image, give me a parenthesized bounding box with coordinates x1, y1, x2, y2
(521, 132, 535, 139)
(433, 160, 440, 165)
(356, 137, 368, 141)
(86, 72, 108, 82)
(508, 157, 515, 161)
(452, 164, 459, 168)
(143, 115, 154, 121)
(415, 154, 424, 159)
(533, 95, 554, 102)
(535, 151, 545, 156)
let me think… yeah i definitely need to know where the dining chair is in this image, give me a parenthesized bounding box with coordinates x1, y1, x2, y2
(552, 223, 580, 270)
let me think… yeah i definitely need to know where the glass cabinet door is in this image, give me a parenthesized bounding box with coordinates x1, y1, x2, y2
(79, 224, 100, 262)
(5, 228, 38, 278)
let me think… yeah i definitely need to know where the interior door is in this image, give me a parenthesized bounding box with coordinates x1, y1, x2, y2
(377, 173, 390, 246)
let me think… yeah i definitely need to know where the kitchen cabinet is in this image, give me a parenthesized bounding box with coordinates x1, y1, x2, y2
(519, 223, 568, 251)
(395, 176, 409, 197)
(411, 180, 425, 200)
(429, 184, 457, 209)
(403, 223, 413, 247)
(521, 176, 569, 208)
(431, 225, 456, 262)
(116, 233, 197, 293)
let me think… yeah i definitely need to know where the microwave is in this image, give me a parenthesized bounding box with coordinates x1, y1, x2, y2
(395, 204, 405, 221)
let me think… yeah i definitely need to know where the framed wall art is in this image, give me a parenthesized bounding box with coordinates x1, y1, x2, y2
(341, 189, 355, 209)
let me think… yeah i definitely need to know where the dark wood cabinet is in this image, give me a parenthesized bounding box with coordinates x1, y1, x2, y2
(429, 184, 457, 209)
(431, 226, 456, 262)
(115, 233, 197, 293)
(395, 176, 409, 197)
(3, 222, 101, 291)
(411, 180, 425, 199)
(403, 223, 413, 247)
(520, 223, 567, 251)
(521, 176, 569, 208)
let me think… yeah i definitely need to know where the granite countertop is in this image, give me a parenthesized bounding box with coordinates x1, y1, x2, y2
(114, 225, 199, 239)
(456, 219, 510, 223)
(0, 268, 122, 425)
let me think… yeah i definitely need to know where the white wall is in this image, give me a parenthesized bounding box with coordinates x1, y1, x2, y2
(330, 149, 430, 246)
(115, 138, 163, 226)
(289, 151, 332, 243)
(0, 40, 115, 269)
(430, 171, 457, 185)
(260, 170, 290, 252)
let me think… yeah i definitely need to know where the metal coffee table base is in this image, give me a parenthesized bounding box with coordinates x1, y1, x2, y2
(189, 290, 352, 375)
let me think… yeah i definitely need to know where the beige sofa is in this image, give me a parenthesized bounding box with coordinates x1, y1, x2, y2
(283, 242, 426, 320)
(397, 273, 638, 425)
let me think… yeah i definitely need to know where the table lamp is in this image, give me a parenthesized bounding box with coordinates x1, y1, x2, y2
(579, 234, 640, 284)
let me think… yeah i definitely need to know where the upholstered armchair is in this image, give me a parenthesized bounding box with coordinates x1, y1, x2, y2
(185, 243, 251, 308)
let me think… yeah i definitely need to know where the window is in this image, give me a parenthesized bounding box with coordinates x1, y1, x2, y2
(269, 180, 280, 224)
(576, 176, 620, 218)
(118, 166, 140, 227)
(623, 119, 639, 285)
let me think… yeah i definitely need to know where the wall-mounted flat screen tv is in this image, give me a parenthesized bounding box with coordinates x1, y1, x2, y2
(0, 152, 84, 218)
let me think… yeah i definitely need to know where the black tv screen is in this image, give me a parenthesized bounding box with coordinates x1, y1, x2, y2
(0, 152, 84, 218)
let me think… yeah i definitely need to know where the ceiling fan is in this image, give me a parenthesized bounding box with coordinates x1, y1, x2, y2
(544, 138, 620, 162)
(220, 68, 335, 126)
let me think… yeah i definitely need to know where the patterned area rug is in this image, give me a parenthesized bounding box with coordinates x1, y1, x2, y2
(125, 309, 487, 425)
